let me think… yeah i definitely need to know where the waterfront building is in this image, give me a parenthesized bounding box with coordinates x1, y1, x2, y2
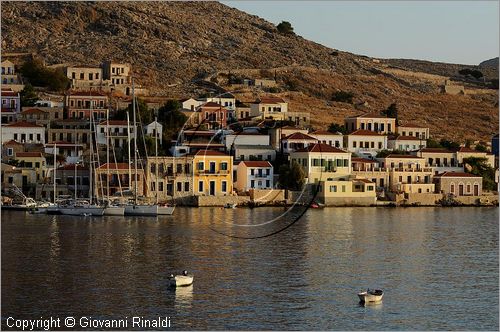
(455, 147, 495, 168)
(290, 143, 351, 183)
(433, 172, 482, 196)
(223, 132, 270, 150)
(95, 162, 145, 198)
(379, 154, 434, 193)
(145, 156, 194, 200)
(48, 119, 90, 147)
(344, 129, 387, 157)
(19, 107, 64, 125)
(44, 142, 83, 165)
(232, 145, 276, 162)
(268, 125, 309, 150)
(235, 160, 274, 192)
(344, 113, 396, 134)
(197, 102, 234, 130)
(36, 164, 90, 201)
(317, 177, 377, 206)
(193, 150, 233, 196)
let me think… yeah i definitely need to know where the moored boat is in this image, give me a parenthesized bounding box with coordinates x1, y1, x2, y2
(358, 289, 383, 303)
(124, 204, 158, 216)
(158, 204, 175, 215)
(104, 205, 125, 216)
(168, 271, 194, 287)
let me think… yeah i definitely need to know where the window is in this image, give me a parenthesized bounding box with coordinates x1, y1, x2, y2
(7, 148, 13, 156)
(72, 72, 76, 79)
(466, 184, 471, 193)
(197, 162, 204, 171)
(222, 181, 227, 192)
(266, 169, 270, 175)
(13, 134, 18, 140)
(353, 141, 357, 148)
(159, 182, 163, 191)
(29, 134, 33, 141)
(177, 164, 183, 174)
(89, 73, 93, 80)
(177, 182, 182, 192)
(370, 142, 374, 148)
(220, 162, 228, 171)
(80, 73, 84, 80)
(37, 134, 41, 142)
(198, 181, 203, 192)
(184, 182, 189, 192)
(342, 185, 346, 192)
(450, 184, 455, 194)
(96, 73, 99, 80)
(266, 180, 270, 187)
(330, 185, 337, 192)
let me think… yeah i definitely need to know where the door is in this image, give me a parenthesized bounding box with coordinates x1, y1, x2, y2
(209, 181, 216, 196)
(209, 162, 216, 174)
(474, 184, 479, 196)
(459, 184, 464, 196)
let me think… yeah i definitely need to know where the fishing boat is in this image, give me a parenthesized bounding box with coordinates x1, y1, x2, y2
(358, 289, 384, 303)
(168, 270, 194, 287)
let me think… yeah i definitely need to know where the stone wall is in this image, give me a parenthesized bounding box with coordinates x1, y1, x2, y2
(249, 189, 285, 203)
(196, 195, 250, 207)
(323, 196, 376, 206)
(403, 193, 442, 206)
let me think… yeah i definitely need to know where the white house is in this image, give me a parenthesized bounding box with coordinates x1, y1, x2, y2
(344, 129, 388, 157)
(235, 160, 274, 192)
(281, 132, 318, 154)
(250, 96, 288, 117)
(1, 88, 20, 115)
(223, 133, 270, 150)
(181, 98, 204, 111)
(388, 135, 427, 151)
(309, 130, 343, 149)
(44, 142, 84, 164)
(233, 145, 276, 162)
(96, 120, 136, 148)
(397, 124, 430, 140)
(144, 120, 163, 144)
(1, 121, 45, 144)
(205, 92, 236, 111)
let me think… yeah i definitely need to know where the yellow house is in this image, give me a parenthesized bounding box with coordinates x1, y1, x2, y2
(193, 150, 233, 196)
(318, 177, 377, 206)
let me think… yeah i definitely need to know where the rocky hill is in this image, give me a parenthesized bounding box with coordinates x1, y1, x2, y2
(1, 1, 498, 142)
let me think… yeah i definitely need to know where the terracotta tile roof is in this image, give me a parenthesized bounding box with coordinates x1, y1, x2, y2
(295, 143, 348, 154)
(284, 132, 318, 140)
(4, 121, 43, 128)
(195, 150, 229, 157)
(352, 157, 377, 163)
(435, 172, 481, 178)
(393, 135, 423, 141)
(21, 108, 47, 114)
(457, 147, 484, 153)
(419, 148, 454, 153)
(1, 108, 15, 113)
(1, 90, 19, 97)
(200, 101, 225, 108)
(240, 161, 273, 167)
(354, 178, 374, 183)
(2, 139, 22, 145)
(96, 163, 130, 170)
(349, 129, 384, 136)
(385, 154, 423, 159)
(310, 130, 342, 136)
(16, 152, 43, 158)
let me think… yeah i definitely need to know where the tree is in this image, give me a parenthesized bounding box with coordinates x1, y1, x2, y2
(458, 68, 483, 80)
(277, 21, 294, 35)
(426, 138, 442, 148)
(20, 83, 38, 107)
(328, 123, 347, 134)
(463, 157, 496, 191)
(491, 79, 499, 90)
(383, 103, 398, 121)
(331, 91, 354, 103)
(20, 58, 69, 92)
(376, 149, 409, 158)
(475, 144, 487, 152)
(157, 100, 188, 143)
(439, 139, 460, 150)
(278, 161, 305, 191)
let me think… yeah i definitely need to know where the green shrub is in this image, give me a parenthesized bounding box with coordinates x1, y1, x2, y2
(20, 59, 69, 92)
(332, 91, 354, 103)
(277, 21, 294, 35)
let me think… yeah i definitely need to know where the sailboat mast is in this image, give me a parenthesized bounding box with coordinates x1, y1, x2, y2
(53, 143, 57, 203)
(89, 96, 93, 204)
(127, 111, 132, 192)
(106, 109, 110, 203)
(132, 78, 138, 205)
(155, 116, 158, 205)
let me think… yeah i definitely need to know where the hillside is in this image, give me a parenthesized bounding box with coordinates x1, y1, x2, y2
(1, 1, 498, 142)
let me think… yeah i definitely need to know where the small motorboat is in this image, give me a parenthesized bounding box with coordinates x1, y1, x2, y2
(224, 203, 236, 209)
(358, 289, 383, 303)
(310, 201, 325, 209)
(168, 270, 194, 287)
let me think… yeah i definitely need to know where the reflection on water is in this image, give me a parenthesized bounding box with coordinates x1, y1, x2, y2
(1, 207, 498, 330)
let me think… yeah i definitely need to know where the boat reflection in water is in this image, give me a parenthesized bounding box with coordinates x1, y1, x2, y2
(174, 285, 193, 309)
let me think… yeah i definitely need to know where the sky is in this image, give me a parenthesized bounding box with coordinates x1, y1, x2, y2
(223, 1, 499, 65)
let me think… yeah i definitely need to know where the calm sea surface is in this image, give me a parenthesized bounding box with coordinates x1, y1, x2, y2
(1, 207, 498, 330)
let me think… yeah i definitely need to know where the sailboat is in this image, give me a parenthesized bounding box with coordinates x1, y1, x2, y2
(59, 102, 104, 216)
(124, 79, 158, 216)
(152, 117, 175, 215)
(103, 109, 125, 216)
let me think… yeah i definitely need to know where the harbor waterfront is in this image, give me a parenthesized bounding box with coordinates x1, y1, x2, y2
(1, 207, 498, 330)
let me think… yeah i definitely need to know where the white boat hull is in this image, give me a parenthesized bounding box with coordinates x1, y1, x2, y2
(169, 275, 194, 287)
(46, 206, 61, 214)
(358, 291, 383, 303)
(59, 206, 105, 216)
(104, 206, 125, 216)
(124, 204, 158, 216)
(158, 205, 175, 215)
